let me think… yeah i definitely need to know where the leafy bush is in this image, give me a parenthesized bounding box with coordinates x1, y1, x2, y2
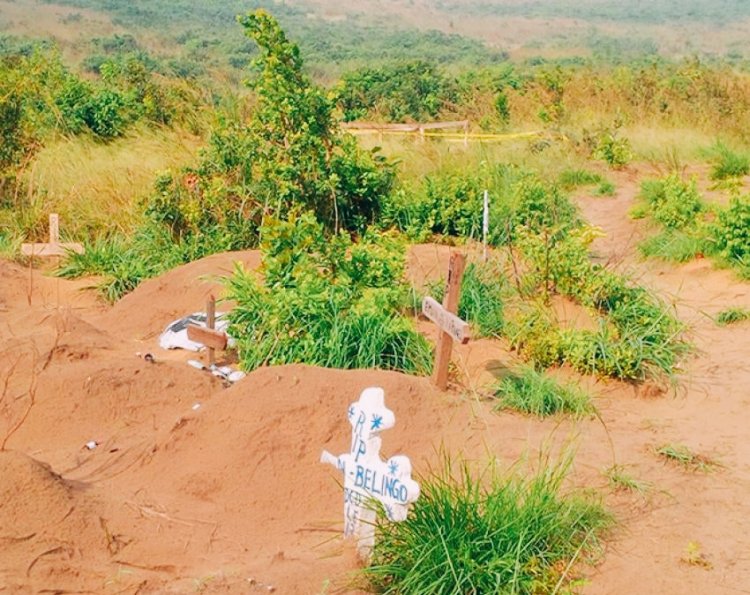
(365, 456, 611, 594)
(495, 367, 593, 417)
(585, 124, 632, 168)
(336, 61, 459, 122)
(639, 175, 704, 230)
(226, 213, 432, 374)
(712, 194, 750, 274)
(147, 10, 395, 239)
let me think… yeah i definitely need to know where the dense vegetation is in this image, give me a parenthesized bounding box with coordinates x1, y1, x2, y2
(3, 5, 750, 591)
(366, 456, 610, 593)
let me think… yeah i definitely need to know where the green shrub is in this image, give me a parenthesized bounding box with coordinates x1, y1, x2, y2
(366, 456, 611, 594)
(712, 194, 750, 273)
(495, 367, 593, 418)
(639, 174, 704, 230)
(336, 60, 459, 122)
(586, 124, 632, 168)
(715, 307, 750, 326)
(226, 213, 432, 374)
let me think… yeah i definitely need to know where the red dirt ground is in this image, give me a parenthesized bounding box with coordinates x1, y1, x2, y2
(1, 180, 749, 593)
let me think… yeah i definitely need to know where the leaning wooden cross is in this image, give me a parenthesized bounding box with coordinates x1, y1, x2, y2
(422, 252, 470, 390)
(21, 213, 84, 258)
(321, 387, 420, 560)
(186, 294, 228, 366)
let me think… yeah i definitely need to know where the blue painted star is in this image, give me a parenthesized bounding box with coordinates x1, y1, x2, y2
(371, 414, 383, 430)
(388, 461, 399, 476)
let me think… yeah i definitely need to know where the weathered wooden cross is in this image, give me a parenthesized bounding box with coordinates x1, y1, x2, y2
(21, 213, 84, 305)
(186, 294, 228, 366)
(21, 213, 84, 258)
(422, 252, 470, 390)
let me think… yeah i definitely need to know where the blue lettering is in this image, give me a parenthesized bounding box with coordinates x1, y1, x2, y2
(355, 465, 365, 489)
(371, 470, 382, 495)
(364, 468, 374, 491)
(354, 411, 366, 436)
(398, 485, 407, 503)
(355, 439, 366, 462)
(383, 476, 397, 498)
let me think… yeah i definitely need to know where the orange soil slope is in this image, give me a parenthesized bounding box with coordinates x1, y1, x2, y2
(0, 217, 749, 593)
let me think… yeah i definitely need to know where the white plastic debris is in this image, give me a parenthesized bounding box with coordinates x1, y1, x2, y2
(158, 312, 234, 351)
(85, 440, 98, 450)
(192, 403, 201, 411)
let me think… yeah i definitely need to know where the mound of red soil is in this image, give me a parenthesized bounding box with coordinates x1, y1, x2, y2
(96, 250, 261, 340)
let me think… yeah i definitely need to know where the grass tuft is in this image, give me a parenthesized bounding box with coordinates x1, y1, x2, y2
(558, 168, 604, 190)
(603, 464, 652, 494)
(638, 230, 705, 263)
(365, 455, 611, 594)
(494, 366, 594, 418)
(708, 142, 750, 181)
(715, 307, 750, 326)
(654, 444, 722, 473)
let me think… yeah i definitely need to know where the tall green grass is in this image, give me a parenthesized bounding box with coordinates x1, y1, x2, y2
(495, 367, 594, 418)
(366, 456, 611, 594)
(707, 142, 750, 181)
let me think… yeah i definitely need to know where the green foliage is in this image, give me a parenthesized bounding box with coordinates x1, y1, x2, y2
(232, 10, 394, 231)
(430, 259, 508, 338)
(558, 168, 604, 190)
(226, 212, 432, 374)
(708, 142, 750, 180)
(715, 307, 750, 326)
(587, 124, 632, 168)
(711, 194, 750, 274)
(57, 223, 236, 302)
(594, 180, 616, 196)
(511, 227, 687, 380)
(494, 367, 593, 418)
(365, 456, 611, 594)
(336, 61, 459, 122)
(638, 229, 705, 262)
(639, 174, 704, 230)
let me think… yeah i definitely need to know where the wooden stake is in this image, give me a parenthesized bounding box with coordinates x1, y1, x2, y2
(206, 294, 216, 367)
(430, 253, 467, 390)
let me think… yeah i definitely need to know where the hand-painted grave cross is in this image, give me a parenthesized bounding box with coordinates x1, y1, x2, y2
(422, 252, 470, 390)
(321, 387, 419, 559)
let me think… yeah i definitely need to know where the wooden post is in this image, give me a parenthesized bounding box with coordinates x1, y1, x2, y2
(206, 294, 216, 367)
(49, 213, 59, 245)
(482, 190, 489, 262)
(430, 252, 467, 390)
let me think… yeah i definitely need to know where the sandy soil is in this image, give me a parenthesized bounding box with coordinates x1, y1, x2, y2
(1, 182, 749, 593)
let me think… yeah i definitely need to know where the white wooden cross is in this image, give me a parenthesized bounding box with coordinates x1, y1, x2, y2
(21, 213, 84, 257)
(422, 252, 470, 390)
(321, 387, 420, 559)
